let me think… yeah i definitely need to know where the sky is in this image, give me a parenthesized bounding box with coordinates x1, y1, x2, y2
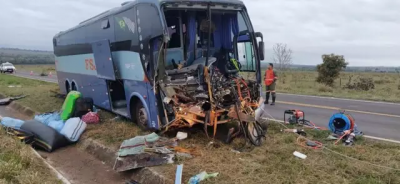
(0, 0, 399, 66)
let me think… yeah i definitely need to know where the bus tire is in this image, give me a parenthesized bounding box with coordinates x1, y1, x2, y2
(65, 81, 71, 94)
(131, 100, 149, 130)
(71, 82, 77, 91)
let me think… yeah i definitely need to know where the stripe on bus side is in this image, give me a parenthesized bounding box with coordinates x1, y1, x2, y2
(56, 51, 144, 81)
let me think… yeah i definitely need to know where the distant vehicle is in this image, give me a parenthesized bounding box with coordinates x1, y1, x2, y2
(0, 62, 16, 73)
(53, 0, 265, 131)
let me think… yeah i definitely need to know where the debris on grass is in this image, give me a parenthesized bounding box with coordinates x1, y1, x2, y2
(293, 151, 307, 159)
(113, 133, 177, 172)
(188, 171, 219, 184)
(0, 95, 27, 105)
(8, 85, 21, 88)
(176, 132, 188, 140)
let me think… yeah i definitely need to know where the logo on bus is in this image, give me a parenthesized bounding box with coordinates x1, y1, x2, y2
(85, 59, 96, 71)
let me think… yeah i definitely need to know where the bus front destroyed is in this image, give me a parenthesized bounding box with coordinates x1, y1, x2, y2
(158, 51, 266, 146)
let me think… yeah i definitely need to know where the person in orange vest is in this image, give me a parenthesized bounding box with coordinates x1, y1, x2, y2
(264, 63, 278, 105)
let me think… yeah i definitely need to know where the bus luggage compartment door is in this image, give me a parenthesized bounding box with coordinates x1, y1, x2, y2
(92, 39, 116, 80)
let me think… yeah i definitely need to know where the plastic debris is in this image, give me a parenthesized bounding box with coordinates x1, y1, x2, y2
(293, 151, 307, 159)
(175, 165, 183, 184)
(326, 134, 339, 140)
(8, 85, 21, 88)
(176, 132, 188, 140)
(230, 149, 241, 154)
(188, 171, 219, 184)
(82, 111, 100, 124)
(34, 112, 61, 126)
(0, 117, 24, 129)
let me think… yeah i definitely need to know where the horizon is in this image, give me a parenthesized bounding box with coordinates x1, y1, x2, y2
(1, 47, 398, 68)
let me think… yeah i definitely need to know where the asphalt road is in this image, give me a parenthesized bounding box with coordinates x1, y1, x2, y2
(12, 70, 58, 83)
(8, 71, 400, 141)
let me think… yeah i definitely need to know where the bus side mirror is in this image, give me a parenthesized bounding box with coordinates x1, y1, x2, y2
(258, 41, 265, 61)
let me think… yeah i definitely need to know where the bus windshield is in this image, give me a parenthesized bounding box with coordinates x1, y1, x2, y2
(161, 8, 257, 68)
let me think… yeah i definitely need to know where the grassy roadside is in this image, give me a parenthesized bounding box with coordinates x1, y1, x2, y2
(267, 71, 400, 103)
(158, 122, 400, 184)
(0, 73, 143, 150)
(15, 65, 57, 75)
(1, 74, 400, 183)
(0, 129, 61, 184)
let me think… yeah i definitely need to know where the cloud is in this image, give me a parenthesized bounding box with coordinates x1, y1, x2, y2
(245, 0, 400, 66)
(0, 0, 398, 66)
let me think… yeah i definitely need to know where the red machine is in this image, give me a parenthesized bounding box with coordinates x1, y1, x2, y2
(284, 110, 305, 124)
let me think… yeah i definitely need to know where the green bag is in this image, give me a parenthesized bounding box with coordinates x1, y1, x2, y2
(60, 91, 81, 120)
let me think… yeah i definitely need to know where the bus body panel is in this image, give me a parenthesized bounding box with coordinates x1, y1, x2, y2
(57, 71, 111, 110)
(54, 0, 255, 130)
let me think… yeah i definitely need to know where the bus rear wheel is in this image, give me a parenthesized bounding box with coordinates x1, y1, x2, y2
(132, 102, 148, 130)
(65, 81, 71, 94)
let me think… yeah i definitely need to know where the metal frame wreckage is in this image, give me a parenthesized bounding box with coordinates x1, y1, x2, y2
(157, 3, 266, 146)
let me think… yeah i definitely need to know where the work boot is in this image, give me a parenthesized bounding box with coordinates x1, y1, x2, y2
(265, 92, 270, 104)
(271, 93, 276, 105)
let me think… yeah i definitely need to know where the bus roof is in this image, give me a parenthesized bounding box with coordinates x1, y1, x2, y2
(54, 0, 244, 38)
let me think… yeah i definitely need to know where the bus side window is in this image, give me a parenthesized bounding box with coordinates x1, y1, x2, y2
(114, 8, 138, 51)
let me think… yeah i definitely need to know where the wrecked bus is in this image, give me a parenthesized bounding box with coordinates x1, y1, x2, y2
(53, 0, 265, 144)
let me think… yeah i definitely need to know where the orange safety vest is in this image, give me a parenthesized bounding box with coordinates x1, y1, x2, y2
(264, 69, 275, 86)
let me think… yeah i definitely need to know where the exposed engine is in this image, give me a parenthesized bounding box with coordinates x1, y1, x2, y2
(159, 52, 263, 145)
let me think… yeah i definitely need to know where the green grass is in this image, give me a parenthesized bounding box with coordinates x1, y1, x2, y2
(0, 74, 63, 113)
(0, 130, 61, 184)
(15, 65, 57, 75)
(157, 122, 400, 184)
(268, 71, 400, 102)
(2, 73, 400, 184)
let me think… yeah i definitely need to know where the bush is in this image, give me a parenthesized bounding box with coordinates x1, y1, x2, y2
(39, 69, 48, 76)
(318, 86, 333, 93)
(316, 54, 348, 87)
(344, 77, 375, 91)
(374, 79, 391, 85)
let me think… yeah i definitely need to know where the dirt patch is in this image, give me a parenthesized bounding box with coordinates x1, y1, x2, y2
(79, 138, 173, 184)
(38, 146, 130, 184)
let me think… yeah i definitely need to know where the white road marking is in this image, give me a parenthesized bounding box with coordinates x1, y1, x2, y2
(277, 93, 400, 106)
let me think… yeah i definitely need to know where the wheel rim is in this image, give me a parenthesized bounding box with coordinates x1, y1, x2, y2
(248, 122, 259, 140)
(247, 121, 263, 146)
(138, 107, 148, 127)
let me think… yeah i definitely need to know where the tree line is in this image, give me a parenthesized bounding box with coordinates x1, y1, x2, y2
(0, 49, 54, 64)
